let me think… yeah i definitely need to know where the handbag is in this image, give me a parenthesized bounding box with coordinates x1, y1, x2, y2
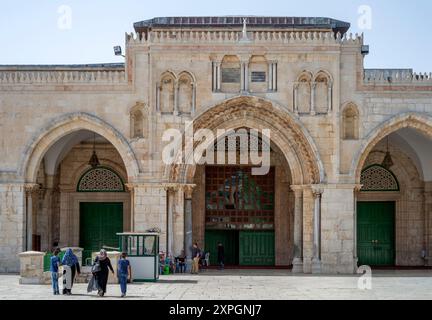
(91, 259, 101, 273)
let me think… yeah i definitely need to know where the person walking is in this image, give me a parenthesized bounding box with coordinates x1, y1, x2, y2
(117, 252, 131, 298)
(50, 247, 61, 295)
(217, 242, 225, 270)
(191, 243, 201, 274)
(61, 248, 80, 295)
(93, 249, 114, 297)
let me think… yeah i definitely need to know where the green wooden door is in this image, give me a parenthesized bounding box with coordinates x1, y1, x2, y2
(80, 202, 123, 264)
(357, 202, 395, 266)
(205, 230, 238, 265)
(239, 231, 275, 266)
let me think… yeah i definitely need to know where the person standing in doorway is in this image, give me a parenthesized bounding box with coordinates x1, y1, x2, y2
(217, 242, 225, 270)
(191, 243, 201, 274)
(50, 247, 61, 295)
(61, 248, 81, 295)
(117, 252, 131, 298)
(93, 249, 114, 297)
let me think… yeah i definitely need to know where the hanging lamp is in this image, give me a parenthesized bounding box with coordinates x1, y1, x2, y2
(88, 132, 100, 168)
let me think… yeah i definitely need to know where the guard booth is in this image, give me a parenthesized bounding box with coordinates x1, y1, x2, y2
(117, 232, 159, 282)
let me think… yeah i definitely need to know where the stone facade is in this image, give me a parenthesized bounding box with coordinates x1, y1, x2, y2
(1, 16, 432, 273)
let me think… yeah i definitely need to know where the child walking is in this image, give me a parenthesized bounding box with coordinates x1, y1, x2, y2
(50, 248, 61, 295)
(117, 252, 132, 297)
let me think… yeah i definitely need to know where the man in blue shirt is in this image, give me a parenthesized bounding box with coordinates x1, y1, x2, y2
(117, 252, 131, 297)
(50, 248, 61, 295)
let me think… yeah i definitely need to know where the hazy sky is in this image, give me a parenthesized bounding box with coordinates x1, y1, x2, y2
(1, 0, 431, 71)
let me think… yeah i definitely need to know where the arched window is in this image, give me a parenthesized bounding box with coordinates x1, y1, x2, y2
(314, 71, 332, 114)
(178, 72, 195, 114)
(131, 109, 144, 138)
(295, 72, 312, 114)
(342, 103, 359, 140)
(221, 55, 241, 93)
(77, 167, 125, 192)
(249, 55, 268, 93)
(159, 72, 176, 113)
(360, 165, 399, 191)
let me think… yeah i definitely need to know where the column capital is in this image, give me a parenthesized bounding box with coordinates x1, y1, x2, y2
(24, 183, 40, 195)
(353, 184, 363, 192)
(290, 185, 305, 196)
(163, 183, 182, 192)
(124, 183, 135, 192)
(182, 184, 196, 199)
(310, 184, 324, 198)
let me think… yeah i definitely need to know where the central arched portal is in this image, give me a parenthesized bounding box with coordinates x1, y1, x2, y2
(167, 96, 324, 267)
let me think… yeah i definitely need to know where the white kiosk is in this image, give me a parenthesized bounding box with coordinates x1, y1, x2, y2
(117, 232, 159, 282)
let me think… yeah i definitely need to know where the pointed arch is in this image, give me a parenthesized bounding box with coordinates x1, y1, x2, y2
(352, 112, 432, 183)
(19, 112, 140, 183)
(164, 95, 325, 185)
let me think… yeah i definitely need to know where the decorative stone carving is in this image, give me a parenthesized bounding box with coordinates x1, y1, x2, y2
(360, 165, 399, 191)
(77, 167, 124, 192)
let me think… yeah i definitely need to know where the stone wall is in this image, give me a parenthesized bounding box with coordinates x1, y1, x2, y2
(0, 184, 25, 272)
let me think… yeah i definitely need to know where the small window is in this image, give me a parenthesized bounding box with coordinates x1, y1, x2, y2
(251, 71, 266, 82)
(222, 68, 241, 83)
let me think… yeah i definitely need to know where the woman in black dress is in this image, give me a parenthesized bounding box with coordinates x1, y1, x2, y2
(93, 249, 114, 297)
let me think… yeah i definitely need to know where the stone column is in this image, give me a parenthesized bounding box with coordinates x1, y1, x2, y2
(310, 82, 316, 115)
(291, 186, 304, 273)
(183, 184, 195, 264)
(212, 62, 217, 92)
(164, 184, 179, 255)
(327, 80, 333, 113)
(216, 61, 222, 91)
(272, 62, 277, 91)
(240, 61, 245, 92)
(244, 62, 249, 91)
(25, 184, 39, 251)
(125, 183, 135, 232)
(268, 62, 273, 91)
(353, 184, 362, 270)
(156, 82, 160, 113)
(311, 186, 323, 273)
(174, 80, 179, 116)
(293, 83, 299, 113)
(191, 83, 196, 116)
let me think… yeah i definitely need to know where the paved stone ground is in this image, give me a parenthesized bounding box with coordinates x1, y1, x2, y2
(1, 269, 431, 300)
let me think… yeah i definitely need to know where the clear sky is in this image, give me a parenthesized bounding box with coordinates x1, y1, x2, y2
(1, 0, 431, 71)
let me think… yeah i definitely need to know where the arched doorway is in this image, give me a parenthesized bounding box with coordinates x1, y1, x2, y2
(166, 96, 324, 268)
(353, 113, 432, 267)
(21, 113, 139, 258)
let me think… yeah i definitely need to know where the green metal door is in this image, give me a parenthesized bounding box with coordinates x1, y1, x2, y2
(357, 202, 395, 266)
(80, 202, 123, 264)
(205, 230, 238, 265)
(239, 231, 275, 266)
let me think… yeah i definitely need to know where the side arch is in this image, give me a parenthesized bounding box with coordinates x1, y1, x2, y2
(19, 112, 140, 183)
(351, 112, 432, 183)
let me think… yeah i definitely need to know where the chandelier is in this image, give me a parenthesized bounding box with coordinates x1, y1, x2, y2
(381, 136, 393, 169)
